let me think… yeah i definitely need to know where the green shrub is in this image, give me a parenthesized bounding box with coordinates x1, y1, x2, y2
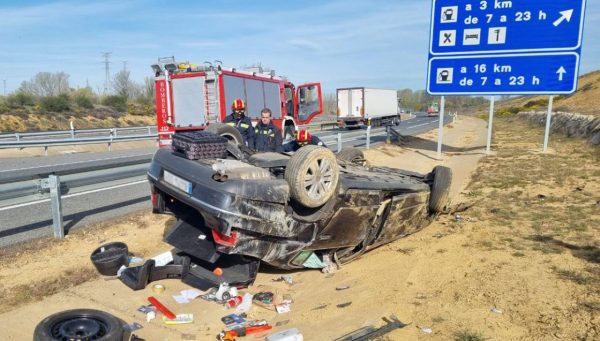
(102, 95, 127, 112)
(40, 94, 71, 112)
(6, 91, 35, 107)
(0, 97, 9, 114)
(75, 96, 94, 109)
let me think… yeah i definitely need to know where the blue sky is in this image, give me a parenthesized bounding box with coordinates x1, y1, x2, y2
(1, 0, 598, 95)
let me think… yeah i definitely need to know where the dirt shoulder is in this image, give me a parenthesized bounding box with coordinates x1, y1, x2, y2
(1, 116, 598, 340)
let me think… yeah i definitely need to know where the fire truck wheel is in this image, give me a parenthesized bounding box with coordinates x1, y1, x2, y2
(285, 146, 339, 208)
(206, 124, 244, 146)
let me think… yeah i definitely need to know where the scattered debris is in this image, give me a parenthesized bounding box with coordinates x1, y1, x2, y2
(145, 311, 155, 322)
(129, 256, 145, 265)
(419, 326, 433, 334)
(334, 315, 408, 340)
(137, 305, 156, 314)
(336, 285, 350, 291)
(215, 283, 239, 301)
(265, 328, 302, 341)
(235, 293, 254, 313)
(275, 320, 290, 327)
(337, 301, 352, 308)
(491, 307, 503, 314)
(226, 295, 243, 308)
(152, 284, 165, 294)
(123, 322, 143, 332)
(312, 304, 328, 310)
(272, 275, 294, 285)
(163, 314, 194, 325)
(218, 325, 272, 341)
(221, 313, 246, 327)
(253, 292, 274, 305)
(454, 214, 463, 222)
(537, 194, 546, 201)
(148, 296, 176, 320)
(130, 334, 146, 341)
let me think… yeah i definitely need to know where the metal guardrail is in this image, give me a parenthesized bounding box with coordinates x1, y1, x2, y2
(0, 125, 157, 141)
(0, 154, 153, 238)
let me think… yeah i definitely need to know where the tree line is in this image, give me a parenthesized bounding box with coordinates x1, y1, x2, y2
(0, 71, 155, 114)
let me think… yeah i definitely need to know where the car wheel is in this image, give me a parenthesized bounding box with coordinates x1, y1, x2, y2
(33, 309, 124, 341)
(285, 146, 339, 208)
(429, 166, 452, 213)
(337, 147, 367, 166)
(206, 124, 244, 146)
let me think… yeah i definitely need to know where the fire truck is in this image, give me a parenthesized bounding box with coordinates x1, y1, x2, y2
(151, 58, 323, 147)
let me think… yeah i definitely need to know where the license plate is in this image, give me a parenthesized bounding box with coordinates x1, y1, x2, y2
(164, 170, 192, 194)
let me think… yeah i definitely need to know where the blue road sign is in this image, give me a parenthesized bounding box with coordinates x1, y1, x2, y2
(427, 0, 587, 95)
(430, 0, 586, 55)
(427, 53, 579, 95)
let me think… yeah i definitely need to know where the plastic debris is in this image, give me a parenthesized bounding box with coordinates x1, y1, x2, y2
(491, 307, 503, 314)
(275, 320, 290, 327)
(151, 251, 174, 267)
(273, 276, 294, 285)
(420, 327, 433, 334)
(235, 293, 254, 314)
(276, 303, 291, 314)
(146, 311, 156, 322)
(129, 256, 145, 265)
(163, 314, 194, 325)
(336, 285, 350, 291)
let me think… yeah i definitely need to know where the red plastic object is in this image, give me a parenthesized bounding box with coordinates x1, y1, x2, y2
(148, 296, 176, 320)
(212, 229, 238, 247)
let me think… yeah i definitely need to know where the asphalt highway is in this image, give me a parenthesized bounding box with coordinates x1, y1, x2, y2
(0, 114, 449, 247)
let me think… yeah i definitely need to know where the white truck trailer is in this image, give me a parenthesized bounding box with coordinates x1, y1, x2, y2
(337, 87, 399, 128)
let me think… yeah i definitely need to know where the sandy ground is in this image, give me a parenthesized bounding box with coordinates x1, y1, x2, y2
(1, 116, 597, 340)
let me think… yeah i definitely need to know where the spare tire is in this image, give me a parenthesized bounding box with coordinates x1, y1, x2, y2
(34, 309, 124, 341)
(285, 146, 339, 208)
(206, 123, 244, 146)
(429, 165, 452, 213)
(337, 147, 367, 166)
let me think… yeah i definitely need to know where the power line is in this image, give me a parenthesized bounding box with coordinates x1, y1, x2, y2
(101, 52, 112, 94)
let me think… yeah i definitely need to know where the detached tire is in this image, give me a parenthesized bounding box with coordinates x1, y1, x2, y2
(34, 309, 124, 341)
(337, 147, 367, 166)
(429, 166, 452, 213)
(206, 123, 244, 146)
(285, 146, 339, 208)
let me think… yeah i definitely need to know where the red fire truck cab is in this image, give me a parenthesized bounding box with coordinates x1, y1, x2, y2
(152, 59, 323, 147)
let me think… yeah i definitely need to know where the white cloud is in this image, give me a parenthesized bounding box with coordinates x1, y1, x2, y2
(287, 39, 321, 51)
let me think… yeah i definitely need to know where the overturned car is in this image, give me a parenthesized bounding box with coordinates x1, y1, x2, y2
(137, 126, 451, 290)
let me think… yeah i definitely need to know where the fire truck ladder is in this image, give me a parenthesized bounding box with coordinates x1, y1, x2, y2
(205, 71, 220, 124)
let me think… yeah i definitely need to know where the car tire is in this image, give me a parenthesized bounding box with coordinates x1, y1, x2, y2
(337, 147, 367, 166)
(33, 309, 124, 341)
(285, 146, 339, 208)
(206, 124, 244, 146)
(429, 166, 452, 213)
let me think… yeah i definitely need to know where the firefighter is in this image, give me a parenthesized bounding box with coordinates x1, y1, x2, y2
(254, 108, 283, 152)
(283, 129, 326, 152)
(224, 99, 255, 147)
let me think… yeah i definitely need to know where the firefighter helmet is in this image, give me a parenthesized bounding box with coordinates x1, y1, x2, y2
(296, 129, 311, 145)
(232, 99, 245, 111)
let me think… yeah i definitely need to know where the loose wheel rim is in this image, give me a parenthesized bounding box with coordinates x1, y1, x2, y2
(51, 316, 108, 339)
(303, 157, 335, 200)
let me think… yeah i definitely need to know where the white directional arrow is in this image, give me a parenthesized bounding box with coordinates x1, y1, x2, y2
(553, 9, 574, 27)
(556, 66, 567, 81)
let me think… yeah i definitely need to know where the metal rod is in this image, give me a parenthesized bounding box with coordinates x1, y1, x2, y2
(486, 96, 495, 154)
(48, 175, 64, 238)
(366, 126, 371, 150)
(337, 132, 342, 152)
(436, 96, 445, 160)
(543, 96, 554, 152)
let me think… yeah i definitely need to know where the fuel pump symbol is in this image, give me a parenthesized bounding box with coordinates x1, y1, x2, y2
(440, 6, 458, 23)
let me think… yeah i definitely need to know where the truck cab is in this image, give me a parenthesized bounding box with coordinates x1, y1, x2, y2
(152, 59, 323, 147)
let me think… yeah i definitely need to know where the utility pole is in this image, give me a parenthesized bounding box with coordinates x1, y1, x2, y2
(101, 52, 112, 94)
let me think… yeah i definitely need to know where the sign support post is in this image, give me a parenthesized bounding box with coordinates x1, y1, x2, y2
(543, 96, 554, 152)
(486, 96, 495, 154)
(437, 96, 445, 160)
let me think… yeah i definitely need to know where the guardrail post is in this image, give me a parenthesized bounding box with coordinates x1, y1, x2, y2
(386, 126, 391, 144)
(337, 132, 342, 152)
(366, 126, 371, 150)
(15, 133, 20, 142)
(147, 126, 152, 135)
(44, 146, 48, 156)
(43, 175, 64, 238)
